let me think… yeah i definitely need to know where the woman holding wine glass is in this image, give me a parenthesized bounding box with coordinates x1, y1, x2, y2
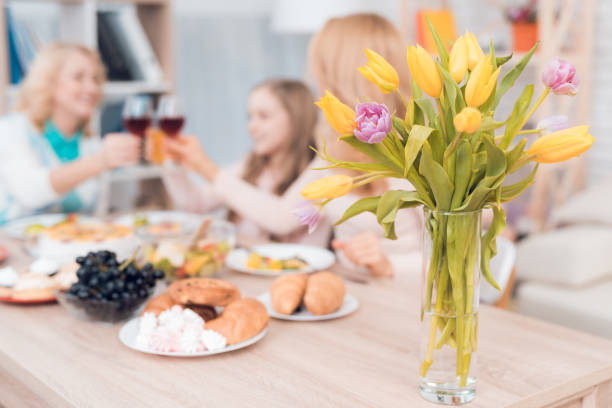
(161, 79, 332, 245)
(0, 43, 140, 224)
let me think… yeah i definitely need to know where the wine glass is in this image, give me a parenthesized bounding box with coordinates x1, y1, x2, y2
(157, 95, 185, 138)
(123, 95, 152, 162)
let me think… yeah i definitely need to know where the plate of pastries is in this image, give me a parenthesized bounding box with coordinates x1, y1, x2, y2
(257, 271, 359, 321)
(119, 277, 269, 356)
(0, 259, 78, 303)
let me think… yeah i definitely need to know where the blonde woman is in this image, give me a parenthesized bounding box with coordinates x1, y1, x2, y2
(308, 14, 423, 278)
(162, 79, 332, 245)
(0, 43, 140, 223)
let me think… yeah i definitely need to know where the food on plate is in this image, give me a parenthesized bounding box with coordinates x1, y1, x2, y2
(23, 213, 79, 238)
(205, 298, 269, 345)
(270, 274, 308, 314)
(139, 218, 232, 280)
(303, 271, 346, 316)
(245, 252, 309, 272)
(57, 251, 165, 321)
(268, 271, 346, 316)
(168, 277, 240, 307)
(135, 306, 228, 353)
(141, 278, 268, 346)
(0, 260, 78, 302)
(36, 222, 138, 263)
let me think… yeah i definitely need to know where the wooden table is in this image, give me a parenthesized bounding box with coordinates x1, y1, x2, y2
(1, 235, 612, 408)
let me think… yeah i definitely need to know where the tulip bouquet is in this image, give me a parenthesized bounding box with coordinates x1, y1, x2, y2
(299, 21, 593, 398)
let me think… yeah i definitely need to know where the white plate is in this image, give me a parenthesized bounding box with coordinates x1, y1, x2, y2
(226, 244, 336, 276)
(257, 292, 359, 321)
(114, 211, 207, 228)
(1, 214, 97, 239)
(118, 317, 267, 357)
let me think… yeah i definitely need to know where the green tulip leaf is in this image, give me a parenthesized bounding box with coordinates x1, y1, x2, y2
(437, 63, 466, 117)
(500, 164, 538, 202)
(419, 142, 454, 210)
(393, 116, 410, 142)
(493, 42, 538, 109)
(415, 97, 440, 130)
(405, 125, 435, 176)
(335, 196, 380, 226)
(451, 140, 472, 209)
(426, 17, 450, 69)
(428, 129, 445, 164)
(339, 135, 404, 174)
(496, 54, 513, 67)
(500, 84, 534, 150)
(411, 78, 423, 99)
(505, 138, 528, 171)
(376, 190, 425, 239)
(481, 205, 506, 290)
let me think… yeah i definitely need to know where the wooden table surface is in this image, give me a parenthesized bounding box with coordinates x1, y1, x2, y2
(1, 234, 612, 408)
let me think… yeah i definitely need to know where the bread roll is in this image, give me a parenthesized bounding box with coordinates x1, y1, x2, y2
(270, 274, 307, 315)
(303, 271, 345, 316)
(205, 298, 269, 345)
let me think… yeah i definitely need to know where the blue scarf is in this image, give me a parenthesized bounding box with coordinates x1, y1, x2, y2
(44, 120, 83, 213)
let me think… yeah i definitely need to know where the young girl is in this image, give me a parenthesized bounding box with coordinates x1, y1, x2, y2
(0, 43, 140, 223)
(162, 79, 332, 245)
(308, 14, 423, 279)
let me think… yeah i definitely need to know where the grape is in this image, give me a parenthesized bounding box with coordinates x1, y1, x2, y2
(76, 256, 86, 265)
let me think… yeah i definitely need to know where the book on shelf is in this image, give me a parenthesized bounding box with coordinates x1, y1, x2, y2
(97, 7, 164, 83)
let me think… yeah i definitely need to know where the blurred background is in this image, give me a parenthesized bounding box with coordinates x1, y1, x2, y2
(1, 0, 611, 337)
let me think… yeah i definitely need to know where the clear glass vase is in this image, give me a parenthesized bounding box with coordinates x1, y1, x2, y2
(419, 209, 481, 405)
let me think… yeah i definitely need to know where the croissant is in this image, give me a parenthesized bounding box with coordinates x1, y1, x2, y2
(270, 274, 308, 315)
(304, 271, 345, 316)
(205, 298, 269, 345)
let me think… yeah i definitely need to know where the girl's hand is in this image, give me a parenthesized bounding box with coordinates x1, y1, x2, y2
(165, 136, 219, 181)
(332, 232, 393, 277)
(97, 133, 140, 170)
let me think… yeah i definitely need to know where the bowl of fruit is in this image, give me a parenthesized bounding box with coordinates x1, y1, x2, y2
(56, 250, 165, 323)
(136, 217, 235, 280)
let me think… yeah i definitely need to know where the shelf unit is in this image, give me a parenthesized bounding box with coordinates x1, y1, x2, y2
(0, 0, 175, 215)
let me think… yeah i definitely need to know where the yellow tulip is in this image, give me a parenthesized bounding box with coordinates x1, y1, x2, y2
(406, 45, 442, 98)
(301, 175, 354, 200)
(315, 91, 356, 135)
(465, 56, 501, 107)
(464, 30, 485, 70)
(449, 36, 469, 83)
(453, 107, 482, 133)
(358, 49, 399, 94)
(527, 125, 595, 163)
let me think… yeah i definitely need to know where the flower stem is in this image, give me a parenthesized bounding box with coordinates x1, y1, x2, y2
(517, 128, 543, 135)
(520, 87, 551, 129)
(444, 131, 463, 163)
(396, 89, 410, 109)
(436, 99, 448, 144)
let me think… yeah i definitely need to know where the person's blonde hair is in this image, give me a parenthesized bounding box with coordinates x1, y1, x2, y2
(14, 43, 105, 135)
(241, 79, 317, 195)
(309, 13, 410, 117)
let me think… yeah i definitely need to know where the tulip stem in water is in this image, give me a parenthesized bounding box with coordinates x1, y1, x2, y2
(519, 87, 551, 130)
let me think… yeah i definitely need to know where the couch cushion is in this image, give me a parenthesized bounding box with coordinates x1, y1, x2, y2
(516, 225, 612, 286)
(515, 279, 612, 339)
(551, 176, 612, 227)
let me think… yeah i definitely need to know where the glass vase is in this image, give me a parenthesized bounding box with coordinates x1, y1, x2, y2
(419, 209, 481, 405)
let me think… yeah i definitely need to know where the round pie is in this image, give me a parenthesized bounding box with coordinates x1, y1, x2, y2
(168, 278, 240, 307)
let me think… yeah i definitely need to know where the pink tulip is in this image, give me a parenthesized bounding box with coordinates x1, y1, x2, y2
(353, 102, 391, 144)
(542, 58, 579, 95)
(292, 201, 322, 234)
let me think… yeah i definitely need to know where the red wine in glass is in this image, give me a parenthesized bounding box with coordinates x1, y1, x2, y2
(123, 117, 152, 138)
(159, 116, 185, 138)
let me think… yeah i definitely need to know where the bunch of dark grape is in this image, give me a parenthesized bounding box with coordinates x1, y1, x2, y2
(68, 250, 164, 303)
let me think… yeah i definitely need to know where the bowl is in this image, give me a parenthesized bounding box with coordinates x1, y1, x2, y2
(136, 218, 236, 280)
(55, 289, 152, 323)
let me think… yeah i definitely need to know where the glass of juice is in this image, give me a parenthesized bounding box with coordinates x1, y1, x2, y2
(123, 95, 152, 162)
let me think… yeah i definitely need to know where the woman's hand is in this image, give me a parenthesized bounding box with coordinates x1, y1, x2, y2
(332, 232, 393, 277)
(96, 133, 140, 170)
(166, 136, 219, 181)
